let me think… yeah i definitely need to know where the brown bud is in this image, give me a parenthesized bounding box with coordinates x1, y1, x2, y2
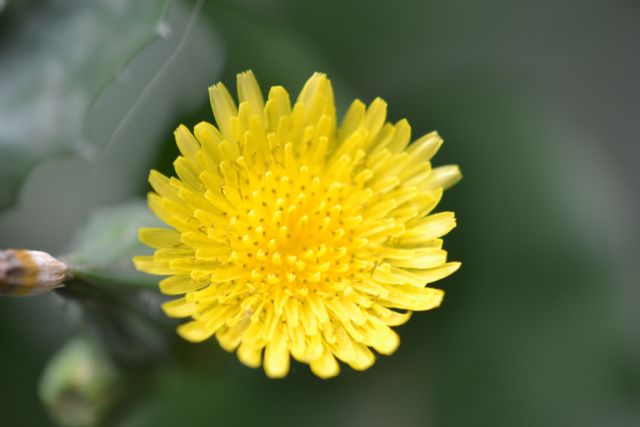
(0, 249, 69, 296)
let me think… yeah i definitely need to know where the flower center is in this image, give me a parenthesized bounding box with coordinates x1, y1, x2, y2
(227, 165, 367, 296)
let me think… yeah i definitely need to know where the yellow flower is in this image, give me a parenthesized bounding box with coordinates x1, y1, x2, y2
(134, 71, 461, 378)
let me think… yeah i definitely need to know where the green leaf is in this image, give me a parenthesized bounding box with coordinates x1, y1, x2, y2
(62, 201, 161, 289)
(0, 0, 171, 211)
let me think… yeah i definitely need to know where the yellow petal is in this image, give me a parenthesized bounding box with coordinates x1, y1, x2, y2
(264, 323, 290, 378)
(209, 82, 238, 142)
(159, 275, 205, 295)
(236, 70, 265, 118)
(310, 350, 340, 379)
(386, 119, 411, 153)
(406, 131, 442, 164)
(148, 170, 181, 202)
(173, 157, 203, 191)
(382, 247, 447, 269)
(365, 320, 400, 355)
(363, 97, 387, 142)
(380, 284, 445, 311)
(265, 86, 291, 132)
(174, 124, 200, 163)
(327, 324, 356, 363)
(193, 121, 223, 169)
(177, 320, 214, 342)
(348, 342, 375, 371)
(139, 228, 182, 249)
(408, 262, 461, 285)
(237, 341, 263, 368)
(426, 165, 462, 191)
(371, 305, 412, 327)
(146, 193, 187, 231)
(132, 255, 173, 275)
(400, 212, 457, 244)
(338, 99, 365, 142)
(287, 320, 308, 362)
(296, 72, 335, 127)
(373, 261, 458, 287)
(162, 297, 196, 318)
(297, 72, 327, 110)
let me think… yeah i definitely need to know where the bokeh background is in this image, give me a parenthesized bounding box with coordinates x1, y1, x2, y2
(1, 0, 639, 426)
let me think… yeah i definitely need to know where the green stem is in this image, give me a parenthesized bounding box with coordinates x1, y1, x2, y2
(67, 267, 158, 290)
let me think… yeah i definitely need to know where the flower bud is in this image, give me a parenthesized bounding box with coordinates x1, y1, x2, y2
(0, 249, 69, 296)
(39, 338, 122, 427)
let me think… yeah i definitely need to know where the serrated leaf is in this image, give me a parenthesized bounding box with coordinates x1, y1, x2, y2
(0, 0, 171, 211)
(62, 201, 161, 288)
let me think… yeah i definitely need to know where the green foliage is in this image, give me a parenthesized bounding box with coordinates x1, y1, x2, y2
(62, 201, 161, 289)
(0, 0, 170, 211)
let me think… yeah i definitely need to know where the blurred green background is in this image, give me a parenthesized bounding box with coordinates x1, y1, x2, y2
(1, 0, 639, 426)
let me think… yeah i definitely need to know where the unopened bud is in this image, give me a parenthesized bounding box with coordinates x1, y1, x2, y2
(0, 249, 69, 296)
(39, 338, 122, 427)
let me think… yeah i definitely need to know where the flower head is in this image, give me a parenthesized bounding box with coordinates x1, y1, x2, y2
(134, 71, 461, 378)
